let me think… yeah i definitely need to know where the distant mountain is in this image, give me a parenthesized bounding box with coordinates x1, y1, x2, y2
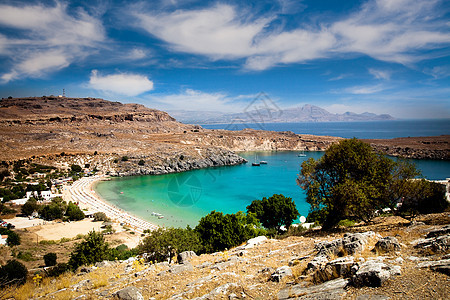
(169, 104, 395, 124)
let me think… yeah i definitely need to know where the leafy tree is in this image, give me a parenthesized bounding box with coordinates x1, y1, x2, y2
(195, 211, 264, 253)
(297, 138, 419, 229)
(397, 179, 447, 217)
(40, 197, 67, 221)
(68, 231, 109, 270)
(47, 263, 69, 277)
(247, 194, 299, 231)
(93, 212, 110, 222)
(0, 260, 28, 286)
(44, 253, 57, 267)
(22, 198, 39, 216)
(108, 244, 138, 261)
(139, 227, 202, 262)
(65, 201, 85, 221)
(70, 164, 82, 173)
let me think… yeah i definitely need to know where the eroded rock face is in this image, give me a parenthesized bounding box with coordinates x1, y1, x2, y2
(278, 278, 349, 300)
(313, 256, 356, 283)
(315, 232, 376, 257)
(373, 237, 402, 253)
(177, 251, 197, 264)
(270, 266, 293, 282)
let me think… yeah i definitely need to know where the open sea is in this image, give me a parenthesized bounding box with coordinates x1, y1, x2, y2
(95, 119, 450, 228)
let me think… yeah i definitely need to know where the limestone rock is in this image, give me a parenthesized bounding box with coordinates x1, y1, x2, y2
(278, 278, 348, 300)
(307, 255, 329, 273)
(314, 256, 356, 283)
(373, 236, 401, 253)
(238, 236, 267, 250)
(113, 286, 144, 300)
(414, 234, 450, 253)
(169, 262, 194, 274)
(351, 261, 400, 287)
(270, 266, 293, 282)
(356, 295, 391, 300)
(177, 251, 197, 264)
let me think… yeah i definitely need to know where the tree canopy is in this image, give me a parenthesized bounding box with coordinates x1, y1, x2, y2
(247, 194, 299, 231)
(297, 138, 420, 229)
(68, 231, 109, 270)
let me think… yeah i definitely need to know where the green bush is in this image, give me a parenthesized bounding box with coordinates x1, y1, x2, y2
(139, 227, 202, 262)
(70, 164, 82, 173)
(22, 198, 39, 216)
(138, 160, 145, 166)
(121, 156, 129, 162)
(65, 201, 85, 221)
(17, 251, 34, 261)
(0, 260, 28, 286)
(93, 212, 110, 222)
(247, 194, 299, 231)
(68, 231, 109, 270)
(47, 263, 69, 277)
(195, 211, 265, 253)
(44, 252, 57, 267)
(6, 230, 20, 246)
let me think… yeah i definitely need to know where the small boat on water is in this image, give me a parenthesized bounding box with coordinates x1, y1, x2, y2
(252, 154, 260, 166)
(298, 151, 307, 157)
(158, 216, 164, 219)
(260, 161, 268, 164)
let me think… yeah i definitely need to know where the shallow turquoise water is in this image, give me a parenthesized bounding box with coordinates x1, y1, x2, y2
(95, 151, 450, 228)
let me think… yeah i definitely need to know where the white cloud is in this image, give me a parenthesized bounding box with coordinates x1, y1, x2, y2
(127, 48, 148, 60)
(147, 89, 250, 112)
(369, 69, 391, 80)
(88, 70, 154, 96)
(344, 84, 385, 95)
(0, 2, 104, 82)
(132, 0, 450, 70)
(424, 65, 450, 79)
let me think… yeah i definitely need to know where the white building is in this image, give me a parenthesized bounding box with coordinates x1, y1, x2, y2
(0, 235, 8, 246)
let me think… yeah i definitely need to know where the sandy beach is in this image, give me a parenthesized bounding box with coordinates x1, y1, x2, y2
(68, 175, 159, 234)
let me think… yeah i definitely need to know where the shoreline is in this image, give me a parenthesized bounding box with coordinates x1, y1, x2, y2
(67, 175, 159, 233)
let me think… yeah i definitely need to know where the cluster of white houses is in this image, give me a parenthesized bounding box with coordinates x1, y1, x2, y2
(9, 190, 63, 205)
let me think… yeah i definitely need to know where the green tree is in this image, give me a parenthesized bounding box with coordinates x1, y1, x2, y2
(65, 201, 85, 221)
(297, 138, 419, 229)
(6, 230, 20, 246)
(195, 211, 264, 253)
(397, 179, 447, 217)
(0, 260, 28, 286)
(70, 164, 82, 173)
(93, 212, 110, 222)
(247, 194, 299, 231)
(43, 253, 57, 267)
(139, 227, 202, 262)
(40, 197, 67, 221)
(68, 231, 109, 270)
(21, 198, 39, 216)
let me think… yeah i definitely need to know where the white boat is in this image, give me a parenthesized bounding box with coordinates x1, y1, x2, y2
(252, 154, 260, 166)
(260, 161, 268, 164)
(298, 151, 306, 157)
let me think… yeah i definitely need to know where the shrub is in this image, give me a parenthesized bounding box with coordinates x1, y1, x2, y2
(138, 160, 145, 166)
(139, 227, 202, 262)
(70, 164, 82, 173)
(6, 230, 20, 246)
(93, 212, 110, 222)
(195, 211, 265, 253)
(47, 263, 69, 277)
(0, 260, 28, 286)
(17, 251, 33, 261)
(44, 253, 57, 267)
(121, 156, 129, 162)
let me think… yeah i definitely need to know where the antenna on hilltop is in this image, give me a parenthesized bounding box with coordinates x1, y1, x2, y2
(63, 89, 66, 97)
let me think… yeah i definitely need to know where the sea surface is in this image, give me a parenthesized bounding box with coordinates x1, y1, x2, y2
(95, 151, 450, 228)
(202, 119, 450, 139)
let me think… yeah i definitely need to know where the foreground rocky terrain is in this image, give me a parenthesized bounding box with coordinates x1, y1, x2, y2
(6, 214, 449, 299)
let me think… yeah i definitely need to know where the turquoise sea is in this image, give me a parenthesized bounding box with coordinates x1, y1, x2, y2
(95, 151, 450, 228)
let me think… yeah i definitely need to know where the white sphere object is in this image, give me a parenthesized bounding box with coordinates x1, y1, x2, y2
(299, 216, 306, 223)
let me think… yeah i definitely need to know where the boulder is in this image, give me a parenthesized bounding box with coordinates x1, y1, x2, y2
(270, 266, 293, 282)
(315, 232, 375, 257)
(414, 234, 450, 253)
(177, 251, 197, 264)
(278, 278, 348, 300)
(315, 238, 343, 257)
(314, 256, 356, 283)
(351, 261, 400, 287)
(306, 255, 328, 273)
(113, 286, 144, 300)
(373, 236, 401, 253)
(239, 236, 268, 249)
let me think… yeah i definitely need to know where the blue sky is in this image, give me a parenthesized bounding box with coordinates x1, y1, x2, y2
(0, 0, 449, 119)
